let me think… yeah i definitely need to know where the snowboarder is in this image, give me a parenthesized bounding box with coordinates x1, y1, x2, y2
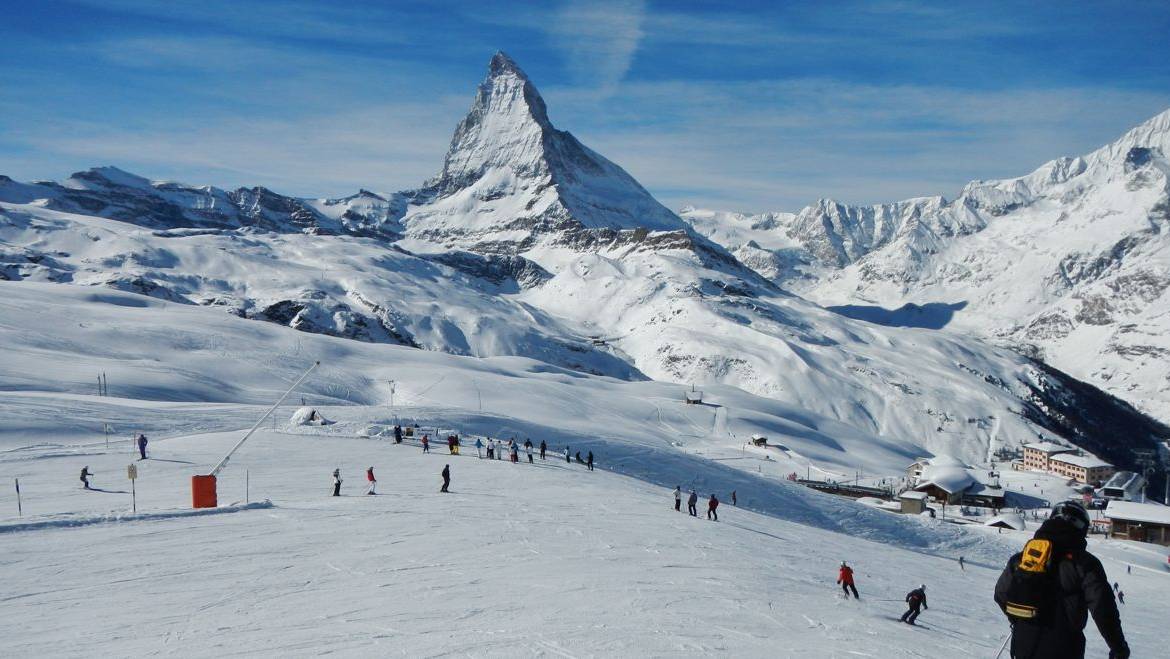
(80, 466, 92, 489)
(994, 500, 1129, 659)
(421, 434, 430, 453)
(525, 439, 533, 463)
(366, 467, 376, 495)
(136, 433, 148, 460)
(332, 469, 342, 497)
(393, 425, 402, 444)
(540, 440, 547, 460)
(440, 464, 450, 493)
(959, 556, 966, 571)
(673, 486, 682, 511)
(707, 494, 719, 521)
(687, 489, 698, 516)
(586, 451, 594, 471)
(838, 562, 859, 599)
(900, 585, 927, 624)
(564, 446, 571, 464)
(731, 490, 737, 506)
(475, 437, 484, 459)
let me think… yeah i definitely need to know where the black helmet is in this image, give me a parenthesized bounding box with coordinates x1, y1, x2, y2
(1050, 500, 1091, 535)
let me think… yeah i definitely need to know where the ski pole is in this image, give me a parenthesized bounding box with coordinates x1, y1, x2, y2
(993, 632, 1010, 659)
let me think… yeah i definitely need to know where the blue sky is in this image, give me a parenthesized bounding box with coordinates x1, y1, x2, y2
(2, 0, 1169, 212)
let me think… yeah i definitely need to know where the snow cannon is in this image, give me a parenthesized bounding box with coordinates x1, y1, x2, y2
(191, 360, 321, 509)
(192, 474, 217, 508)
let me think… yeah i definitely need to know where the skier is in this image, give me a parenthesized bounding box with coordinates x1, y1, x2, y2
(959, 556, 966, 571)
(80, 466, 93, 489)
(448, 435, 457, 454)
(486, 438, 494, 460)
(900, 585, 927, 625)
(731, 490, 737, 506)
(674, 486, 682, 512)
(586, 451, 594, 471)
(994, 500, 1128, 659)
(525, 439, 534, 463)
(475, 437, 484, 459)
(687, 489, 698, 516)
(440, 464, 450, 493)
(136, 433, 148, 460)
(1112, 582, 1119, 593)
(332, 469, 342, 497)
(565, 446, 571, 464)
(496, 439, 503, 460)
(837, 562, 859, 599)
(510, 442, 518, 463)
(1118, 590, 1125, 605)
(707, 494, 719, 521)
(575, 451, 583, 465)
(393, 425, 402, 444)
(366, 467, 377, 495)
(421, 434, 430, 453)
(540, 440, 547, 460)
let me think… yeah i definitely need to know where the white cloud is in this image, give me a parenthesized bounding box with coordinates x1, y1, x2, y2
(545, 0, 646, 99)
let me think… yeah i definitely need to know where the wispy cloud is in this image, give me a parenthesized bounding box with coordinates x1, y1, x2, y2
(549, 0, 646, 98)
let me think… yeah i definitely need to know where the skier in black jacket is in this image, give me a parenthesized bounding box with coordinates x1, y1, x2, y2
(993, 501, 1128, 659)
(901, 585, 927, 625)
(440, 464, 450, 493)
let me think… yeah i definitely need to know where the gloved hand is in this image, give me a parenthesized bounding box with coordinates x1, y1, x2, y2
(1109, 643, 1131, 659)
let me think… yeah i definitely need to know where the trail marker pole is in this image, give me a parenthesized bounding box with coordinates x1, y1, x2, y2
(127, 464, 138, 513)
(15, 478, 22, 517)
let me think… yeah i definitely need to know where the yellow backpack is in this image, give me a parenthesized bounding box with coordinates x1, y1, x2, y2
(1004, 538, 1057, 621)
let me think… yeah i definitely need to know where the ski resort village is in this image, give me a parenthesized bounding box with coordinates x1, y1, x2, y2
(2, 3, 1170, 658)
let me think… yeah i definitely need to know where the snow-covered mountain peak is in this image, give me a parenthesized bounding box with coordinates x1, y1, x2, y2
(402, 53, 684, 248)
(63, 165, 155, 191)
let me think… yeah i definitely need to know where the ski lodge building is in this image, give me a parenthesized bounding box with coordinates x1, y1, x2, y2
(1105, 501, 1170, 546)
(907, 455, 1006, 508)
(1020, 441, 1115, 485)
(1101, 471, 1146, 502)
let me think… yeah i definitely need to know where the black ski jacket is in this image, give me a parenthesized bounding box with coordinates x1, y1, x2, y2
(993, 519, 1127, 659)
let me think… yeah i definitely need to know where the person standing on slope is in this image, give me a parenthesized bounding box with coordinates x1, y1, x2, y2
(440, 464, 450, 493)
(707, 493, 719, 521)
(994, 500, 1128, 659)
(137, 433, 148, 460)
(486, 438, 494, 460)
(332, 469, 342, 497)
(393, 424, 402, 444)
(959, 556, 965, 571)
(838, 562, 859, 599)
(525, 439, 534, 463)
(901, 585, 927, 625)
(586, 451, 594, 471)
(540, 440, 547, 460)
(475, 437, 484, 459)
(366, 467, 376, 495)
(421, 434, 430, 453)
(564, 446, 571, 464)
(674, 486, 682, 512)
(80, 466, 93, 490)
(496, 439, 503, 461)
(687, 489, 698, 517)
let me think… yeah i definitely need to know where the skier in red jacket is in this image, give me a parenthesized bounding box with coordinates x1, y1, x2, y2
(366, 467, 376, 495)
(838, 562, 859, 599)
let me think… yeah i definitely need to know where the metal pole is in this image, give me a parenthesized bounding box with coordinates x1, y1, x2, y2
(993, 632, 1010, 659)
(15, 478, 21, 517)
(131, 477, 136, 514)
(210, 361, 320, 477)
(246, 470, 250, 504)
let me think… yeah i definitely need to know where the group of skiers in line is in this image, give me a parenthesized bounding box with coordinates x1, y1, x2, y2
(672, 486, 736, 521)
(328, 428, 597, 497)
(833, 560, 925, 625)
